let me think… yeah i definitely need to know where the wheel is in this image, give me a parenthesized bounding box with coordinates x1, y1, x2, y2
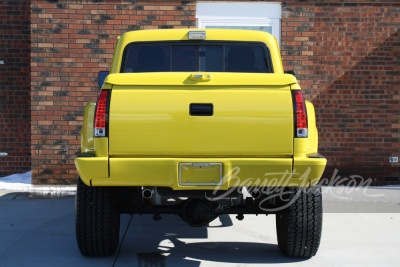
(75, 178, 120, 257)
(276, 185, 322, 258)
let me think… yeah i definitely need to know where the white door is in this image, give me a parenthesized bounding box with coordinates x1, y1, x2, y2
(196, 2, 282, 47)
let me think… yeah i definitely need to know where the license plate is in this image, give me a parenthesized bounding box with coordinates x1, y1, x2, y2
(179, 163, 222, 186)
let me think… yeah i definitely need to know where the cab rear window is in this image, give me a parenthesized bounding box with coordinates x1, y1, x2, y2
(121, 42, 273, 73)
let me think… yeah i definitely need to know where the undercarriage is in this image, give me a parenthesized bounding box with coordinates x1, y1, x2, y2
(118, 186, 276, 227)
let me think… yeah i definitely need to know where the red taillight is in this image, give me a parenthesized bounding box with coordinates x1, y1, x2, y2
(94, 90, 110, 137)
(292, 90, 308, 138)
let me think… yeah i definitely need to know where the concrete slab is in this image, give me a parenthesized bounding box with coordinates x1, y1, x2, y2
(0, 191, 399, 266)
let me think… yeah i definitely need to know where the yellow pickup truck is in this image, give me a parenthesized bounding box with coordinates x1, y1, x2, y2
(75, 29, 326, 258)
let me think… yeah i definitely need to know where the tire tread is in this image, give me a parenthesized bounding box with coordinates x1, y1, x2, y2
(276, 185, 322, 258)
(75, 178, 120, 257)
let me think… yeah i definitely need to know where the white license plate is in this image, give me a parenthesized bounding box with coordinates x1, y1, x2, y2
(179, 163, 222, 186)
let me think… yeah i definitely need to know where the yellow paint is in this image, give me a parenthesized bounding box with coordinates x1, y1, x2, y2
(104, 73, 297, 87)
(109, 87, 294, 157)
(80, 102, 95, 153)
(305, 101, 318, 154)
(293, 138, 308, 158)
(75, 157, 326, 188)
(76, 29, 327, 188)
(293, 157, 327, 184)
(98, 158, 294, 188)
(75, 157, 108, 186)
(94, 137, 108, 158)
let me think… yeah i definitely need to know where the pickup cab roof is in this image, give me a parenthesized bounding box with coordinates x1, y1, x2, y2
(109, 29, 284, 75)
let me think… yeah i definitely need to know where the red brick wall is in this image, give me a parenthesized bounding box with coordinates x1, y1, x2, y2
(0, 1, 31, 177)
(280, 1, 400, 184)
(28, 0, 399, 184)
(30, 0, 196, 184)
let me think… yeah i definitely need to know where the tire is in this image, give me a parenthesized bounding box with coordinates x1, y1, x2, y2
(75, 178, 120, 257)
(276, 185, 322, 258)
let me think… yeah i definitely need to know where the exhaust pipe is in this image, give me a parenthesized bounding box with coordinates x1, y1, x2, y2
(251, 189, 261, 199)
(142, 188, 153, 199)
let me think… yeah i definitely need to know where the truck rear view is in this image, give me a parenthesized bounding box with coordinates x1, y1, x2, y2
(75, 29, 326, 258)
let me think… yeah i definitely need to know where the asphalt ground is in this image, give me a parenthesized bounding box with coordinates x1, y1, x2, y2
(0, 187, 399, 267)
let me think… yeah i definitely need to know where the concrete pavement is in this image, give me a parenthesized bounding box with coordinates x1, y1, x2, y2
(0, 189, 399, 267)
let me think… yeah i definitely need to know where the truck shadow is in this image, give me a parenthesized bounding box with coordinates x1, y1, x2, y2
(0, 193, 307, 266)
(117, 214, 307, 266)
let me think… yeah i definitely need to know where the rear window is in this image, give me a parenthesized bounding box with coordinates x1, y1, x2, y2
(121, 42, 273, 73)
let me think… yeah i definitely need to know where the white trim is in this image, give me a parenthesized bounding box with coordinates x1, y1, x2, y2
(196, 2, 281, 47)
(198, 18, 280, 47)
(196, 2, 281, 19)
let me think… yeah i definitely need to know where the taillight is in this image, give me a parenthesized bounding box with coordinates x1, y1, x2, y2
(94, 90, 110, 137)
(292, 90, 308, 138)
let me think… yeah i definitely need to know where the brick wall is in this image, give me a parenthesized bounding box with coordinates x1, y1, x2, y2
(0, 1, 31, 177)
(28, 0, 399, 184)
(280, 1, 400, 184)
(30, 0, 196, 184)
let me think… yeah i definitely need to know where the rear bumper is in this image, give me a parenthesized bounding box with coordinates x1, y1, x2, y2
(75, 155, 326, 189)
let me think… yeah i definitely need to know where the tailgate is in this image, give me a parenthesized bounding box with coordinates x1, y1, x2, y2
(108, 75, 294, 157)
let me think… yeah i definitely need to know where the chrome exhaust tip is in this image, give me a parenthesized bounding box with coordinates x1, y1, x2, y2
(251, 189, 261, 199)
(142, 188, 153, 199)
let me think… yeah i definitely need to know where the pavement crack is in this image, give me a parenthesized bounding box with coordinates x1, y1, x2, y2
(12, 193, 22, 199)
(112, 214, 134, 267)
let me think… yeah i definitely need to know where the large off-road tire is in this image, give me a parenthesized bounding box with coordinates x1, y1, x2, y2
(75, 178, 120, 257)
(276, 185, 322, 258)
